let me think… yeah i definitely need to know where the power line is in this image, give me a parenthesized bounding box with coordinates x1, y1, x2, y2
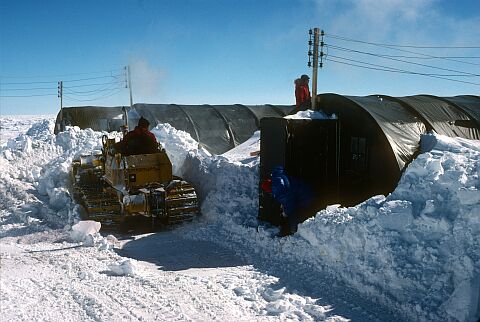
(1, 79, 124, 97)
(63, 84, 125, 96)
(0, 93, 57, 98)
(326, 55, 480, 86)
(1, 74, 123, 86)
(63, 80, 124, 89)
(0, 67, 125, 79)
(326, 33, 480, 49)
(371, 55, 480, 59)
(326, 44, 480, 75)
(1, 86, 57, 91)
(1, 81, 125, 98)
(326, 33, 480, 66)
(1, 66, 129, 106)
(0, 80, 58, 85)
(328, 43, 480, 67)
(61, 74, 123, 83)
(63, 88, 123, 102)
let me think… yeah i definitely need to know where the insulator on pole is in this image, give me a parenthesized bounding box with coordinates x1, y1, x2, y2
(319, 29, 325, 69)
(311, 28, 320, 109)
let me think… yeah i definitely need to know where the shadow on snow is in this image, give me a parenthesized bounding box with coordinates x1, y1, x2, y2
(116, 230, 250, 271)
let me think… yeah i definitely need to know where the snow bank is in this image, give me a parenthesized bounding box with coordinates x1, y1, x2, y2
(151, 123, 207, 176)
(0, 120, 104, 230)
(0, 115, 54, 146)
(221, 131, 261, 163)
(0, 121, 204, 232)
(2, 115, 478, 321)
(182, 152, 259, 226)
(186, 132, 480, 322)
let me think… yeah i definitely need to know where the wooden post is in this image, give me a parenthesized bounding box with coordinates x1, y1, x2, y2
(311, 28, 320, 110)
(58, 81, 64, 131)
(127, 65, 133, 107)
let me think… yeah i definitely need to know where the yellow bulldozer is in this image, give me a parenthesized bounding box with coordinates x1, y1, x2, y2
(71, 135, 199, 231)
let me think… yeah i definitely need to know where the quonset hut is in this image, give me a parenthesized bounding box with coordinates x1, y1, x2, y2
(54, 95, 480, 224)
(54, 103, 295, 155)
(258, 94, 480, 225)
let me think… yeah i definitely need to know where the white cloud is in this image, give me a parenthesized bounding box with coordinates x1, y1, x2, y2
(127, 58, 165, 99)
(308, 0, 479, 95)
(316, 0, 435, 41)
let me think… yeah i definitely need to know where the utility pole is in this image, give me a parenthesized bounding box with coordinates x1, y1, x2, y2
(57, 81, 63, 131)
(126, 65, 133, 107)
(308, 28, 324, 110)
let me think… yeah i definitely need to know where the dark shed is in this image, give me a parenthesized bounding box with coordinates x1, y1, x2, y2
(317, 94, 428, 204)
(259, 94, 480, 225)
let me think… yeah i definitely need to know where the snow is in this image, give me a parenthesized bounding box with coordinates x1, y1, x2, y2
(150, 123, 209, 176)
(108, 259, 138, 276)
(70, 220, 102, 246)
(0, 115, 53, 146)
(0, 112, 479, 321)
(284, 110, 337, 120)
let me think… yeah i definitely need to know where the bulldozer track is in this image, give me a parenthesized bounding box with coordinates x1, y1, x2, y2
(72, 175, 200, 231)
(71, 142, 200, 232)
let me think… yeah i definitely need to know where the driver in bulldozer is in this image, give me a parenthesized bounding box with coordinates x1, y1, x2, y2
(71, 115, 199, 230)
(118, 117, 158, 155)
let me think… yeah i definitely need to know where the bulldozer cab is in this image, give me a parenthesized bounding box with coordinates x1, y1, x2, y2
(123, 153, 173, 190)
(101, 135, 173, 191)
(72, 134, 198, 228)
(121, 134, 159, 156)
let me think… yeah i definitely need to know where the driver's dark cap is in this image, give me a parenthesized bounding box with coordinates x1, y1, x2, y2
(138, 117, 150, 127)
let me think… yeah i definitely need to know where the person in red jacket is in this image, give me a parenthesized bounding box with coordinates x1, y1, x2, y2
(295, 74, 311, 110)
(119, 117, 159, 155)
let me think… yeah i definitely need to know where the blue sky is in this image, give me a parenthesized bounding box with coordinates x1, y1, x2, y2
(1, 0, 479, 115)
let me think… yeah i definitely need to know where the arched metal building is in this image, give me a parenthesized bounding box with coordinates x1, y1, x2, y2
(54, 94, 479, 222)
(258, 94, 480, 224)
(54, 104, 295, 155)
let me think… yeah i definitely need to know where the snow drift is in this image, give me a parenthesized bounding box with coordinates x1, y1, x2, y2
(182, 128, 480, 322)
(1, 115, 479, 321)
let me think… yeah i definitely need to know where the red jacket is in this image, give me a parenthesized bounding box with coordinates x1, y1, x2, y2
(124, 126, 157, 143)
(121, 126, 158, 155)
(295, 84, 311, 108)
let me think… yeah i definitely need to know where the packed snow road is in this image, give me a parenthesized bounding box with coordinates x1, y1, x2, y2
(2, 230, 260, 321)
(1, 225, 397, 321)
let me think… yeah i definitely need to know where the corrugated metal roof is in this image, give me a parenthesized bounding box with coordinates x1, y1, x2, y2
(55, 95, 479, 158)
